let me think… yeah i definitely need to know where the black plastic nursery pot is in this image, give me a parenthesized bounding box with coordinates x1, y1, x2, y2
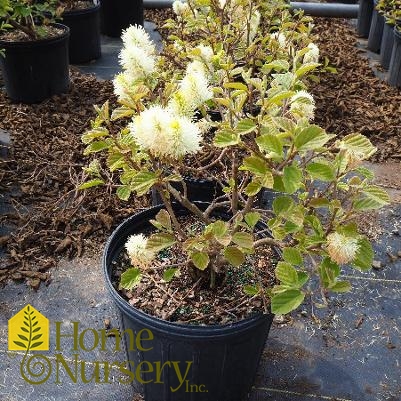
(0, 24, 70, 104)
(380, 21, 395, 70)
(103, 203, 274, 401)
(367, 3, 385, 52)
(357, 0, 374, 38)
(61, 3, 101, 64)
(388, 24, 401, 87)
(100, 0, 144, 37)
(151, 178, 224, 206)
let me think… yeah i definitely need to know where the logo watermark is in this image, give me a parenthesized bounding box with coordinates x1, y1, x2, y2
(8, 304, 207, 393)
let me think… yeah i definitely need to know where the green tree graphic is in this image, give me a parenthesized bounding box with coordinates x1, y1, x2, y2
(13, 305, 43, 350)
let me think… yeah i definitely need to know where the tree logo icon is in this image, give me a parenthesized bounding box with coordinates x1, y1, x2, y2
(8, 304, 49, 352)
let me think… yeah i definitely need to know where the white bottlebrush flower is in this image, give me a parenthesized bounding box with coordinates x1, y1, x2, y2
(270, 32, 287, 49)
(119, 46, 156, 81)
(113, 72, 135, 100)
(130, 106, 201, 159)
(168, 64, 212, 116)
(125, 234, 155, 267)
(121, 25, 156, 55)
(172, 0, 190, 16)
(303, 43, 320, 64)
(289, 90, 316, 121)
(218, 0, 227, 8)
(326, 232, 360, 265)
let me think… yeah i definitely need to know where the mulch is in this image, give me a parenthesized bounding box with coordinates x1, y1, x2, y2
(311, 18, 401, 162)
(0, 15, 400, 288)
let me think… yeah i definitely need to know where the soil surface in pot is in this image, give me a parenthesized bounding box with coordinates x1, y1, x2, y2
(59, 0, 94, 11)
(0, 25, 65, 42)
(112, 215, 278, 325)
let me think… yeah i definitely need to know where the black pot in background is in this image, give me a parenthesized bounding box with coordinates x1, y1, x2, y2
(388, 24, 401, 87)
(379, 21, 395, 70)
(367, 2, 385, 53)
(151, 178, 224, 206)
(0, 24, 70, 104)
(100, 0, 144, 37)
(103, 203, 274, 401)
(357, 0, 374, 38)
(61, 3, 101, 64)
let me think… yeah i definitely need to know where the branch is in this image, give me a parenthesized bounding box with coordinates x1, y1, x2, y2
(6, 17, 37, 39)
(254, 237, 284, 249)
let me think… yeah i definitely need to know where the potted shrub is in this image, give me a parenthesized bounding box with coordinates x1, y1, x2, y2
(80, 7, 389, 401)
(100, 0, 143, 38)
(55, 0, 101, 64)
(377, 0, 401, 69)
(0, 0, 70, 103)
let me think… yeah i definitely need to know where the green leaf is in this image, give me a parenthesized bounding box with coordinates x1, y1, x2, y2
(243, 285, 259, 296)
(111, 106, 134, 121)
(354, 186, 390, 210)
(319, 257, 340, 288)
(295, 62, 321, 78)
(339, 133, 376, 159)
(306, 162, 336, 181)
(120, 268, 142, 290)
(256, 134, 283, 157)
(223, 81, 248, 90)
(191, 252, 210, 270)
(83, 140, 110, 155)
(244, 180, 262, 196)
(294, 125, 330, 152)
(245, 212, 261, 228)
(79, 178, 105, 190)
(282, 248, 303, 265)
(232, 232, 254, 250)
(330, 280, 352, 293)
(283, 165, 302, 194)
(355, 166, 375, 180)
(155, 209, 172, 232)
(273, 196, 294, 215)
(271, 289, 305, 314)
(146, 233, 175, 252)
(116, 185, 131, 201)
(132, 171, 158, 196)
(236, 118, 257, 134)
(352, 237, 373, 271)
(275, 261, 299, 287)
(240, 156, 267, 176)
(81, 127, 109, 144)
(297, 271, 309, 287)
(163, 268, 178, 282)
(214, 130, 240, 147)
(263, 59, 290, 71)
(261, 171, 274, 189)
(224, 246, 245, 267)
(208, 220, 228, 238)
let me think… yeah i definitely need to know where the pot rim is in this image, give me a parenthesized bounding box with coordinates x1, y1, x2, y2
(102, 202, 275, 338)
(61, 2, 101, 17)
(0, 23, 70, 48)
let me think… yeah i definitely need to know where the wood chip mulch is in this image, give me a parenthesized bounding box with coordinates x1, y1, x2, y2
(311, 18, 401, 162)
(0, 69, 149, 288)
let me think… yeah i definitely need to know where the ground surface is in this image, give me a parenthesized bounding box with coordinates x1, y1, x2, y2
(1, 14, 401, 401)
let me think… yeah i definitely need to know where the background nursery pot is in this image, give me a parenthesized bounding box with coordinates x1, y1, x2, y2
(0, 24, 70, 104)
(388, 23, 401, 87)
(380, 21, 395, 69)
(103, 203, 274, 401)
(357, 0, 374, 37)
(367, 1, 385, 52)
(60, 3, 101, 64)
(100, 0, 144, 37)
